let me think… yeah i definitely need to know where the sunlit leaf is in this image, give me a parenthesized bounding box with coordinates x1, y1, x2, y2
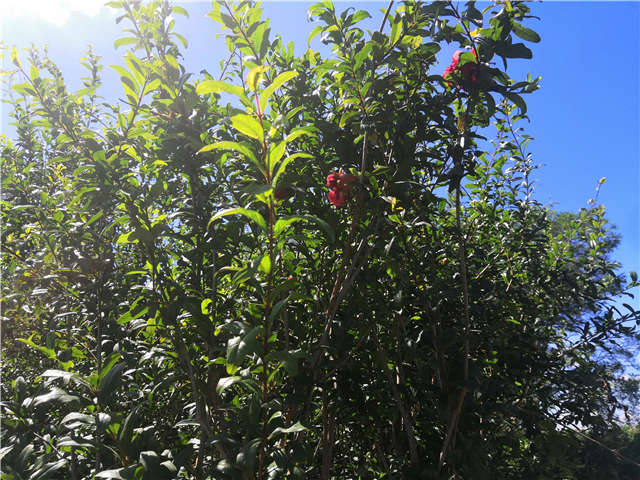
(209, 207, 267, 231)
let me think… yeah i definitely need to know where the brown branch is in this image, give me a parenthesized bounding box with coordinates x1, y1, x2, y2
(320, 388, 336, 480)
(438, 387, 466, 471)
(170, 315, 229, 463)
(439, 155, 472, 473)
(378, 346, 419, 464)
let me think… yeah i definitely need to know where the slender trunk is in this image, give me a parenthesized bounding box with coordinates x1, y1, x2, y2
(320, 388, 336, 480)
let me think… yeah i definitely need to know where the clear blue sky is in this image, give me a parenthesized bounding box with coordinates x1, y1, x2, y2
(2, 1, 638, 307)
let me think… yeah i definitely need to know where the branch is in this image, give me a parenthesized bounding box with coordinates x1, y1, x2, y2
(377, 344, 419, 464)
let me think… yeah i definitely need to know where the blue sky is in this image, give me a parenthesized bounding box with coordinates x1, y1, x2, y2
(2, 1, 638, 307)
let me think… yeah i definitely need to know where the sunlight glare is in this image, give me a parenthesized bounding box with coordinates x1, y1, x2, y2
(2, 0, 108, 27)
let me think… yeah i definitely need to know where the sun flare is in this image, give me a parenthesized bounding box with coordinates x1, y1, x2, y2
(2, 0, 108, 27)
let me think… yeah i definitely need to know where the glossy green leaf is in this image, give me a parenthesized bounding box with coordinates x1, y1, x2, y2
(196, 79, 247, 100)
(512, 22, 541, 43)
(217, 376, 242, 394)
(198, 140, 262, 172)
(273, 152, 313, 186)
(273, 216, 305, 238)
(114, 37, 137, 49)
(269, 421, 307, 439)
(259, 70, 298, 112)
(267, 140, 286, 174)
(209, 207, 267, 231)
(231, 114, 264, 143)
(227, 325, 261, 369)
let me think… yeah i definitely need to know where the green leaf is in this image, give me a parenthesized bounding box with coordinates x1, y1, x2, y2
(267, 140, 286, 175)
(114, 37, 137, 49)
(217, 376, 242, 394)
(273, 152, 313, 186)
(116, 231, 138, 244)
(86, 210, 104, 226)
(111, 65, 138, 92)
(273, 214, 335, 242)
(30, 459, 67, 480)
(124, 53, 146, 86)
(504, 92, 527, 115)
(231, 114, 264, 143)
(116, 299, 148, 325)
(259, 71, 298, 112)
(512, 22, 541, 43)
(98, 362, 126, 401)
(173, 32, 188, 49)
(118, 408, 138, 447)
(18, 335, 56, 363)
(174, 419, 200, 428)
(299, 215, 335, 243)
(11, 46, 21, 67)
(269, 421, 307, 439)
(496, 42, 532, 59)
(196, 79, 247, 100)
(171, 5, 189, 17)
(201, 298, 213, 315)
(209, 207, 267, 231)
(390, 17, 402, 46)
(247, 65, 270, 92)
(267, 350, 307, 375)
(33, 387, 80, 406)
(259, 255, 271, 275)
(227, 326, 261, 366)
(285, 126, 315, 144)
(60, 412, 96, 427)
(273, 216, 305, 238)
(351, 10, 371, 23)
(270, 297, 289, 322)
(41, 369, 91, 389)
(96, 468, 135, 479)
(198, 140, 262, 172)
(354, 43, 372, 70)
(16, 444, 34, 470)
(98, 353, 122, 385)
(308, 25, 324, 46)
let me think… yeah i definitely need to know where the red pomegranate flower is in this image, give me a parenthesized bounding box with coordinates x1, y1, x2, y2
(327, 169, 359, 207)
(326, 172, 339, 189)
(443, 50, 479, 89)
(328, 187, 348, 207)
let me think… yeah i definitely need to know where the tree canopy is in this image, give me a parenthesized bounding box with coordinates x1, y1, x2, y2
(1, 1, 639, 479)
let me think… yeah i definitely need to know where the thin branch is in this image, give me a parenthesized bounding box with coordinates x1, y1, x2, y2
(379, 0, 394, 33)
(378, 343, 419, 464)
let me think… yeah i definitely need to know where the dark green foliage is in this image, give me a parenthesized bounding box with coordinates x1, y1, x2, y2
(2, 1, 638, 479)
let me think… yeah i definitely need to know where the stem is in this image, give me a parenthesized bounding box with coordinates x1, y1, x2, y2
(256, 85, 275, 480)
(320, 388, 336, 480)
(449, 1, 480, 62)
(439, 184, 471, 472)
(377, 344, 419, 464)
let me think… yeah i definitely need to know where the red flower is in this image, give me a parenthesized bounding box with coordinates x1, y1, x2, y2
(326, 172, 339, 189)
(443, 50, 479, 89)
(443, 50, 462, 85)
(328, 187, 348, 207)
(327, 169, 359, 207)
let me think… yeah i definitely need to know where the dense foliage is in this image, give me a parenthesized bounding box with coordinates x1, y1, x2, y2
(1, 1, 639, 478)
